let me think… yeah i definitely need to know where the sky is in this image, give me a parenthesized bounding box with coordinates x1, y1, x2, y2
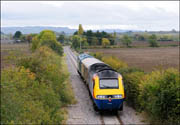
(1, 1, 179, 31)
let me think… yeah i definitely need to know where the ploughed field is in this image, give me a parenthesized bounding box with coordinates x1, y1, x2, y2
(1, 43, 31, 69)
(85, 47, 179, 72)
(118, 41, 179, 47)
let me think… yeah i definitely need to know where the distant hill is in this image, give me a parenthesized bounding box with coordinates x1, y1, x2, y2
(1, 26, 77, 34)
(1, 31, 4, 35)
(1, 26, 139, 35)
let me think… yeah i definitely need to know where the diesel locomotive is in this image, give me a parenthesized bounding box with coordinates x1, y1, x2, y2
(77, 53, 125, 111)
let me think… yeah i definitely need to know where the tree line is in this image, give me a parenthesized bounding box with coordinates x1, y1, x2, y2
(12, 24, 178, 48)
(71, 24, 161, 49)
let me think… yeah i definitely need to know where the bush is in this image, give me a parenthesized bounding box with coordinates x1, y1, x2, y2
(90, 52, 103, 60)
(91, 52, 128, 70)
(1, 46, 74, 124)
(31, 30, 63, 56)
(139, 68, 180, 123)
(41, 37, 63, 56)
(118, 67, 144, 76)
(101, 56, 128, 70)
(121, 35, 132, 47)
(148, 34, 159, 47)
(18, 46, 73, 105)
(122, 71, 145, 109)
(1, 67, 58, 124)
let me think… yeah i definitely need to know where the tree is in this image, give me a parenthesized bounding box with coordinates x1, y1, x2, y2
(91, 37, 98, 45)
(20, 35, 26, 42)
(113, 31, 117, 45)
(81, 37, 88, 47)
(109, 34, 115, 45)
(27, 34, 37, 43)
(78, 24, 84, 35)
(57, 34, 65, 44)
(32, 30, 63, 55)
(121, 35, 132, 47)
(102, 38, 110, 47)
(71, 35, 81, 49)
(85, 30, 93, 45)
(148, 34, 159, 47)
(13, 31, 22, 39)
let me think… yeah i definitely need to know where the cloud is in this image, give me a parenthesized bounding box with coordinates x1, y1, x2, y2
(1, 1, 179, 31)
(37, 1, 64, 8)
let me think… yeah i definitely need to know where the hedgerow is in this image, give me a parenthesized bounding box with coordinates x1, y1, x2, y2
(122, 71, 145, 109)
(1, 46, 75, 124)
(91, 52, 128, 70)
(139, 68, 180, 123)
(91, 52, 180, 123)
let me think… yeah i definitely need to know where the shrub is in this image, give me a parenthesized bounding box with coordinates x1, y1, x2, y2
(31, 30, 63, 56)
(148, 34, 159, 47)
(122, 71, 145, 109)
(118, 67, 144, 76)
(121, 35, 132, 47)
(1, 67, 56, 124)
(18, 46, 73, 105)
(1, 46, 74, 124)
(139, 68, 180, 123)
(41, 37, 63, 56)
(90, 52, 103, 60)
(101, 56, 128, 70)
(102, 38, 110, 47)
(91, 53, 128, 70)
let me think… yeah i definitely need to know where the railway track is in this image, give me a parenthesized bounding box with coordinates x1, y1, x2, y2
(65, 46, 124, 125)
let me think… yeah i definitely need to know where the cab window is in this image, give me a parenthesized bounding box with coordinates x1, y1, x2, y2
(99, 79, 119, 89)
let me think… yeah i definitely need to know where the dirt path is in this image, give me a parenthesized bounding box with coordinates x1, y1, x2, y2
(64, 46, 148, 124)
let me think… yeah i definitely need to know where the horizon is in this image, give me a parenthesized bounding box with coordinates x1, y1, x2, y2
(1, 25, 179, 32)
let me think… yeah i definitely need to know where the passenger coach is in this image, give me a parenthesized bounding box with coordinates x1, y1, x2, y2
(77, 54, 125, 111)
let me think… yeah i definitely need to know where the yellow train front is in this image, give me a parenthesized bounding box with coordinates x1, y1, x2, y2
(77, 54, 125, 111)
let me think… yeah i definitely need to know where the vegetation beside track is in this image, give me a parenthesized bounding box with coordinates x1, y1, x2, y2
(1, 30, 76, 124)
(91, 52, 180, 124)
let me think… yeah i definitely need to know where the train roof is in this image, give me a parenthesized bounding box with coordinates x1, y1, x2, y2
(78, 53, 93, 61)
(89, 63, 115, 73)
(97, 69, 119, 78)
(79, 53, 118, 77)
(82, 57, 104, 68)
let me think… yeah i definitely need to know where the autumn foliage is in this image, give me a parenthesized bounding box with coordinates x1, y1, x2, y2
(1, 46, 75, 124)
(32, 30, 63, 55)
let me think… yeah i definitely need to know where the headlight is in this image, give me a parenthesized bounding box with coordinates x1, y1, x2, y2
(113, 94, 123, 99)
(96, 95, 106, 99)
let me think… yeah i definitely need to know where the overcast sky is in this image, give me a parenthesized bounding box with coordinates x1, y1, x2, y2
(1, 1, 179, 31)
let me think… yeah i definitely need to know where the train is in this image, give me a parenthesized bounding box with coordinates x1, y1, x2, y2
(77, 53, 125, 111)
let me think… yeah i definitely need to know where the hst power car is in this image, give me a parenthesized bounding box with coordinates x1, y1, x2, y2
(77, 54, 125, 111)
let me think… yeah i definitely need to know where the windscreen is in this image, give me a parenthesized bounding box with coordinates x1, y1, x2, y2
(99, 79, 119, 89)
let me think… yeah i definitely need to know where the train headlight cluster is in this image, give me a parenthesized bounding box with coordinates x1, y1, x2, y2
(113, 94, 123, 98)
(96, 95, 106, 99)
